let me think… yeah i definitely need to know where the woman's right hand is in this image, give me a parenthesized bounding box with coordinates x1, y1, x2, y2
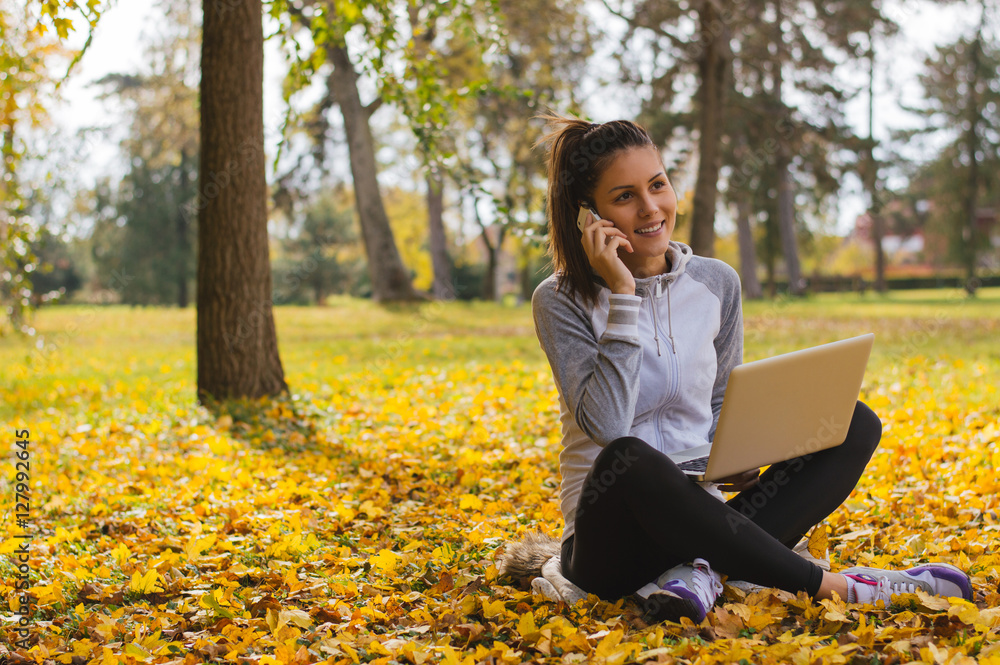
(580, 212, 635, 295)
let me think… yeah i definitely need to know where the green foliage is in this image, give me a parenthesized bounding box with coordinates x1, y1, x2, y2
(90, 162, 198, 306)
(26, 227, 83, 302)
(1, 0, 105, 332)
(903, 24, 1000, 276)
(272, 189, 368, 304)
(0, 1, 58, 333)
(272, 0, 503, 166)
(86, 0, 200, 307)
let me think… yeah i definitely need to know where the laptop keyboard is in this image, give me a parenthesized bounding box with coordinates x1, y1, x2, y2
(676, 456, 709, 473)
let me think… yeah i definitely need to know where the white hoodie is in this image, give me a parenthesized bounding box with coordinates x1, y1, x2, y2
(531, 241, 743, 542)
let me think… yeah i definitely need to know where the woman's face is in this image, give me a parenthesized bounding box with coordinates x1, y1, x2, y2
(590, 146, 677, 264)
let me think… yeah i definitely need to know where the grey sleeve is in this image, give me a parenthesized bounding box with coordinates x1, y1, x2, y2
(687, 259, 744, 440)
(531, 280, 643, 446)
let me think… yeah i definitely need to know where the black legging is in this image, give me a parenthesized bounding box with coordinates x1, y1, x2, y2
(561, 401, 882, 600)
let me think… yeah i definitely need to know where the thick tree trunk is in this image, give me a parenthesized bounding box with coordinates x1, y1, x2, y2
(427, 172, 453, 299)
(327, 41, 420, 302)
(688, 2, 729, 258)
(735, 193, 763, 299)
(197, 0, 287, 402)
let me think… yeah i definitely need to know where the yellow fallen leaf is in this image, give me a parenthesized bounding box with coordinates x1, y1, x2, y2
(370, 549, 400, 573)
(807, 525, 829, 559)
(459, 494, 483, 510)
(129, 569, 163, 594)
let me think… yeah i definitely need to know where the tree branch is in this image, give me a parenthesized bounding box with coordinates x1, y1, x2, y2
(364, 97, 384, 118)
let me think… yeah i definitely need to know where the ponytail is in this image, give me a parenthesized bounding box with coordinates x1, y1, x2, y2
(536, 114, 655, 306)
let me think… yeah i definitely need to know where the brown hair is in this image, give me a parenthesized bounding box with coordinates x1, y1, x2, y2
(536, 114, 656, 305)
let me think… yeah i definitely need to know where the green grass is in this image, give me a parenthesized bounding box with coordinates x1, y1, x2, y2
(3, 287, 998, 421)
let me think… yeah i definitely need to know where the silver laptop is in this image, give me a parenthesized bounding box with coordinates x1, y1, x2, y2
(668, 333, 874, 482)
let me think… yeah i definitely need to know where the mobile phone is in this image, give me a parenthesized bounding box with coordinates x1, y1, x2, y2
(577, 206, 601, 232)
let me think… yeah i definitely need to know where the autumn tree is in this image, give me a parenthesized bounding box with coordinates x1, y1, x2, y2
(274, 0, 496, 302)
(444, 0, 590, 301)
(906, 1, 1000, 294)
(196, 0, 287, 401)
(0, 2, 63, 332)
(608, 0, 732, 258)
(91, 0, 199, 306)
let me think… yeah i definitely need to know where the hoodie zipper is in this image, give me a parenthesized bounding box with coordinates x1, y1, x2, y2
(655, 278, 677, 355)
(649, 275, 680, 451)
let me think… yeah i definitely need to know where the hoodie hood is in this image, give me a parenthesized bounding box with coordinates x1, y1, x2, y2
(632, 241, 693, 296)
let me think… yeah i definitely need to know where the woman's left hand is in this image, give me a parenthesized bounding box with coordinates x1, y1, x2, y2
(715, 468, 761, 493)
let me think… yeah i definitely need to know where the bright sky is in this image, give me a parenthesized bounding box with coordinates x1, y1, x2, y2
(48, 0, 976, 237)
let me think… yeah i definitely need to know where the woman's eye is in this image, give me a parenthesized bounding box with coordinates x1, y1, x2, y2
(615, 192, 632, 202)
(651, 180, 666, 190)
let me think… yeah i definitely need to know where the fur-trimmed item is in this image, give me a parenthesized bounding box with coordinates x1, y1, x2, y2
(496, 531, 561, 581)
(531, 556, 588, 603)
(497, 531, 830, 601)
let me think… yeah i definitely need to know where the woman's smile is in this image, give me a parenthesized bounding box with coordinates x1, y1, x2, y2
(634, 220, 666, 235)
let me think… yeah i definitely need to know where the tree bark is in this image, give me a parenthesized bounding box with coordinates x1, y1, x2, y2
(177, 148, 192, 308)
(426, 172, 454, 299)
(735, 192, 763, 299)
(471, 194, 503, 301)
(327, 40, 420, 302)
(775, 144, 804, 295)
(688, 1, 729, 258)
(865, 37, 887, 293)
(772, 0, 804, 296)
(197, 0, 287, 402)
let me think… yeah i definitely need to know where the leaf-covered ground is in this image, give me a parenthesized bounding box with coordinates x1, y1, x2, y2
(2, 290, 999, 665)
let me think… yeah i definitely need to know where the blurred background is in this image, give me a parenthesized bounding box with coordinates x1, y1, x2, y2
(2, 0, 998, 325)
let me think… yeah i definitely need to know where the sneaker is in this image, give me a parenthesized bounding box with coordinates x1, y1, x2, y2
(640, 558, 723, 623)
(841, 563, 973, 605)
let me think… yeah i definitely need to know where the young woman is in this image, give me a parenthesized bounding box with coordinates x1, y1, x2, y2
(529, 115, 972, 621)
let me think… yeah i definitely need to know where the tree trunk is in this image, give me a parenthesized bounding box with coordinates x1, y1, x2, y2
(197, 0, 287, 403)
(688, 1, 729, 257)
(483, 244, 498, 302)
(872, 212, 886, 292)
(735, 193, 763, 299)
(865, 38, 887, 294)
(764, 217, 777, 298)
(775, 144, 804, 295)
(327, 41, 420, 302)
(313, 273, 325, 306)
(962, 12, 984, 296)
(427, 172, 453, 299)
(177, 148, 192, 308)
(772, 0, 803, 296)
